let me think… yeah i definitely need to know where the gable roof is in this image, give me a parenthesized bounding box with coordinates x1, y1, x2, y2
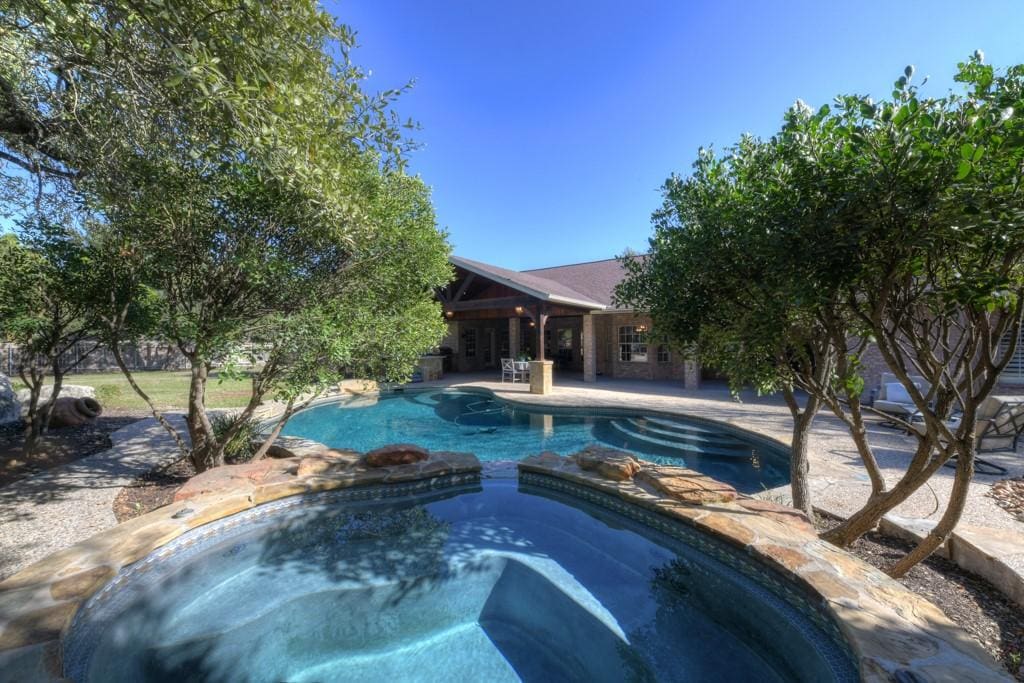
(449, 254, 637, 310)
(522, 257, 630, 309)
(450, 255, 610, 310)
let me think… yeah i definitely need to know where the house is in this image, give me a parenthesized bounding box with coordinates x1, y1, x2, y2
(436, 255, 1024, 396)
(436, 255, 700, 387)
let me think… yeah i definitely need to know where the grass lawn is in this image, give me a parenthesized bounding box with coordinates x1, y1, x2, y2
(11, 371, 254, 411)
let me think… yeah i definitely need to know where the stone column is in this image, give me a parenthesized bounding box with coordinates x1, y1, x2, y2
(582, 314, 597, 382)
(529, 360, 553, 394)
(508, 317, 520, 358)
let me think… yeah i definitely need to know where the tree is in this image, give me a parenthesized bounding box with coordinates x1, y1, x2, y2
(621, 55, 1024, 575)
(1, 1, 453, 472)
(786, 57, 1024, 576)
(617, 138, 846, 520)
(0, 222, 99, 454)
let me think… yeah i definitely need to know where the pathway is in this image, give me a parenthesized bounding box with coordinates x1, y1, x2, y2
(0, 415, 185, 581)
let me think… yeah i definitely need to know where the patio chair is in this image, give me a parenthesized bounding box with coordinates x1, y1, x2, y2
(873, 372, 930, 424)
(972, 396, 1024, 452)
(514, 360, 530, 383)
(501, 358, 515, 383)
(907, 396, 1021, 475)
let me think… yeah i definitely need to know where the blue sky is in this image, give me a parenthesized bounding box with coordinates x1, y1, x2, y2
(331, 0, 1024, 270)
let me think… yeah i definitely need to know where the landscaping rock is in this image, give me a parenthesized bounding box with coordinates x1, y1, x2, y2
(296, 449, 360, 477)
(635, 465, 737, 505)
(48, 397, 103, 429)
(0, 373, 18, 425)
(173, 458, 297, 501)
(363, 443, 428, 468)
(572, 444, 641, 481)
(15, 384, 95, 412)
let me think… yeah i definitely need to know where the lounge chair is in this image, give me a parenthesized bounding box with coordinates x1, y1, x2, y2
(971, 396, 1024, 452)
(873, 372, 931, 424)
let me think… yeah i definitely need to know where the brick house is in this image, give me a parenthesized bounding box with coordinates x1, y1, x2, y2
(437, 256, 700, 388)
(437, 255, 1024, 396)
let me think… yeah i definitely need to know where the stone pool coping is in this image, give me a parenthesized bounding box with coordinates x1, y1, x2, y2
(291, 383, 1024, 611)
(0, 440, 1011, 681)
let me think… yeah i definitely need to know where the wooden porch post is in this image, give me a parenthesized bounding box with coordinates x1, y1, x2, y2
(535, 306, 549, 361)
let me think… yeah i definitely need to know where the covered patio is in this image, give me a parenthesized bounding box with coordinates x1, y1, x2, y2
(432, 255, 701, 392)
(435, 256, 607, 389)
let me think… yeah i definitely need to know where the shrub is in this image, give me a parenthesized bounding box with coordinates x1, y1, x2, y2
(211, 412, 262, 464)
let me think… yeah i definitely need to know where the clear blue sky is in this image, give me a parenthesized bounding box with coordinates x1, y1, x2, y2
(330, 0, 1024, 270)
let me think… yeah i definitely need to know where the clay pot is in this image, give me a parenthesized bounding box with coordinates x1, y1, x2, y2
(49, 396, 103, 429)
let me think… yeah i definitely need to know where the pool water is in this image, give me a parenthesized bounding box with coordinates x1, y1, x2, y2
(280, 390, 789, 493)
(64, 479, 856, 682)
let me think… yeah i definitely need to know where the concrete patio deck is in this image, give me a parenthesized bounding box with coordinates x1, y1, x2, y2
(417, 372, 1024, 604)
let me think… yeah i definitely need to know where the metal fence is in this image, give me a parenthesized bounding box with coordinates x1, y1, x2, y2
(2, 341, 189, 376)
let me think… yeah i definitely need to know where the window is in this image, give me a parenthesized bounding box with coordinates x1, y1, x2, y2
(657, 345, 671, 363)
(618, 326, 648, 362)
(464, 328, 477, 358)
(1000, 328, 1024, 384)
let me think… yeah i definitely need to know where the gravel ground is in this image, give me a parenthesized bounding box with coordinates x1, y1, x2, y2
(817, 516, 1024, 679)
(0, 415, 186, 580)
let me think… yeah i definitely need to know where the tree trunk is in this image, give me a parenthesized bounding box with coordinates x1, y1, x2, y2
(185, 361, 223, 473)
(887, 441, 974, 577)
(820, 438, 936, 547)
(111, 343, 191, 459)
(20, 368, 43, 457)
(39, 355, 64, 434)
(782, 386, 818, 520)
(790, 410, 816, 519)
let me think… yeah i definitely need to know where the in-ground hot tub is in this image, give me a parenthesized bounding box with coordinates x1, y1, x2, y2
(63, 477, 857, 682)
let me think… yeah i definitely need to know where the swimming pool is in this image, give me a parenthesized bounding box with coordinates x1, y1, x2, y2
(279, 389, 789, 493)
(64, 478, 856, 682)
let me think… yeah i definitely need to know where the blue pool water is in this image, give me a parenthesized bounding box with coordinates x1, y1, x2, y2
(280, 389, 789, 493)
(64, 478, 856, 682)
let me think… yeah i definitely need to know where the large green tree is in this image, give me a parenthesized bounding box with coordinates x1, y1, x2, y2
(1, 1, 453, 472)
(621, 55, 1024, 575)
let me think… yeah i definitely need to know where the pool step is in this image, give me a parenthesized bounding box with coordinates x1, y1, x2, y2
(607, 420, 754, 458)
(623, 418, 748, 448)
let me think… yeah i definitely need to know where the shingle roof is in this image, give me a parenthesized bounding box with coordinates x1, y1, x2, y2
(449, 254, 637, 310)
(522, 257, 630, 308)
(450, 255, 610, 310)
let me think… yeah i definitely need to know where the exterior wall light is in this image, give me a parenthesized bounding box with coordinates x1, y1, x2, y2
(445, 310, 454, 318)
(514, 305, 524, 315)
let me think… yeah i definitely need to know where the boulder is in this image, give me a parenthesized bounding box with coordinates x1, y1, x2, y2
(48, 397, 103, 429)
(0, 373, 19, 425)
(16, 384, 95, 412)
(635, 465, 737, 505)
(573, 444, 641, 481)
(363, 443, 429, 468)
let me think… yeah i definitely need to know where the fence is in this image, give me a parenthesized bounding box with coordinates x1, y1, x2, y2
(2, 341, 189, 376)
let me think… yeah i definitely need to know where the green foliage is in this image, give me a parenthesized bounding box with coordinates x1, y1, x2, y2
(211, 412, 261, 464)
(0, 1, 453, 471)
